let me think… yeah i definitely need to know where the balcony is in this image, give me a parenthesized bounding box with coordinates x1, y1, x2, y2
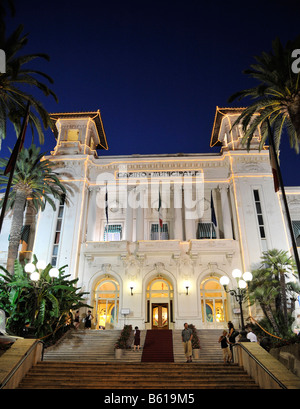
(82, 238, 238, 260)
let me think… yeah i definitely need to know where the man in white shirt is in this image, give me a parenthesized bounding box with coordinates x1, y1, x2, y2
(246, 326, 258, 342)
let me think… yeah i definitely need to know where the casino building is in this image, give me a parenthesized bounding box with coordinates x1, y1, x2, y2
(1, 107, 300, 331)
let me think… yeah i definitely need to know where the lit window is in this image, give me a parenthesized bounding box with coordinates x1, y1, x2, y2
(104, 224, 122, 241)
(150, 223, 169, 240)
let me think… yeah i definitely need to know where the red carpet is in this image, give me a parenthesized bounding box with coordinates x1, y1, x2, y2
(141, 330, 174, 362)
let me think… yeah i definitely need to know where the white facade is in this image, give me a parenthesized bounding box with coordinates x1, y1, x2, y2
(1, 107, 299, 330)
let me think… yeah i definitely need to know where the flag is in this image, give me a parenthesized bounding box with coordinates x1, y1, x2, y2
(211, 190, 217, 226)
(269, 138, 280, 193)
(158, 187, 163, 228)
(267, 118, 280, 193)
(269, 147, 279, 192)
(105, 183, 109, 225)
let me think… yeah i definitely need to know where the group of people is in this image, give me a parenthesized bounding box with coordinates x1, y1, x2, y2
(73, 310, 93, 330)
(73, 311, 260, 364)
(219, 321, 258, 364)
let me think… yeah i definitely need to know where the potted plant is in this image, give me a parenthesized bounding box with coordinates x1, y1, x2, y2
(189, 324, 201, 359)
(114, 324, 132, 358)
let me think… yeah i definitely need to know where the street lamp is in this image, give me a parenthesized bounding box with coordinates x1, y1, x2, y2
(220, 270, 253, 342)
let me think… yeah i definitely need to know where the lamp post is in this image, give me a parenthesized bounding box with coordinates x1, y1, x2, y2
(220, 269, 253, 342)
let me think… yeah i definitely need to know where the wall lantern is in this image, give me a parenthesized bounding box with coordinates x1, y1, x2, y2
(129, 281, 135, 296)
(183, 280, 190, 295)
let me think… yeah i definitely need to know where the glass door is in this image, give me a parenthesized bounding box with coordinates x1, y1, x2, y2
(152, 303, 169, 329)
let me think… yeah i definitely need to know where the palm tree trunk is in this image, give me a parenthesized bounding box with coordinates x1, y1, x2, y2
(263, 304, 281, 337)
(279, 271, 288, 328)
(6, 189, 27, 273)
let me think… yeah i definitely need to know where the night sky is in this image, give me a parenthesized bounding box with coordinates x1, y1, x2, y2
(2, 0, 300, 186)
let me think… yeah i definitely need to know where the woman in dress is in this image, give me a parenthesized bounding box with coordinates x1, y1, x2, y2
(133, 326, 140, 351)
(227, 321, 236, 362)
(85, 310, 94, 330)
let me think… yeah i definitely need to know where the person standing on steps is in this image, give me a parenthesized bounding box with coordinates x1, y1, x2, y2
(182, 322, 193, 363)
(133, 326, 140, 351)
(218, 330, 232, 364)
(227, 321, 236, 362)
(84, 310, 93, 330)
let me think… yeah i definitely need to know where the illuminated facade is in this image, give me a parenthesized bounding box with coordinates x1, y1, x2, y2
(1, 107, 299, 330)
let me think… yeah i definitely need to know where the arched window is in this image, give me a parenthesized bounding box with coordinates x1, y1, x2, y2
(95, 278, 119, 329)
(146, 278, 173, 299)
(200, 276, 227, 324)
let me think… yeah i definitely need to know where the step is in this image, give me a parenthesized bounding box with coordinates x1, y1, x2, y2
(17, 361, 259, 389)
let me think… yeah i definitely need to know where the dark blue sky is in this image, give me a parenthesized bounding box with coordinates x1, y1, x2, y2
(3, 0, 300, 185)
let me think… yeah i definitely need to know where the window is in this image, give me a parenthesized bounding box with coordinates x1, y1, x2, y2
(67, 129, 79, 141)
(95, 279, 119, 329)
(51, 195, 65, 266)
(104, 224, 122, 241)
(150, 223, 169, 240)
(200, 277, 227, 323)
(253, 190, 265, 239)
(197, 222, 216, 239)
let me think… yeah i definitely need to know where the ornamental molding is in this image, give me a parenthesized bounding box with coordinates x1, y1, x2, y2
(123, 254, 141, 279)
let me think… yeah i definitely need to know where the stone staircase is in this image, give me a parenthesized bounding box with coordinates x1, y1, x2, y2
(44, 329, 223, 363)
(173, 329, 223, 363)
(17, 361, 259, 389)
(43, 329, 147, 362)
(19, 329, 259, 389)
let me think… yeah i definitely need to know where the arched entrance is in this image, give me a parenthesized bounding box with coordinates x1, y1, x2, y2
(146, 276, 174, 329)
(94, 278, 119, 329)
(200, 276, 228, 328)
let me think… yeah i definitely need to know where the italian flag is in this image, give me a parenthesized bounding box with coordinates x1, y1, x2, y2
(269, 144, 280, 193)
(158, 188, 163, 228)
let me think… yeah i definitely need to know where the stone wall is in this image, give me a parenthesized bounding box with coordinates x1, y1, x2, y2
(270, 343, 300, 378)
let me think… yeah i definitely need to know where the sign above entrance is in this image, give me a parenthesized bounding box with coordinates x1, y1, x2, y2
(116, 170, 202, 179)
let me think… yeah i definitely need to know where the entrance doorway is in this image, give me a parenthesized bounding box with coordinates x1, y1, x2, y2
(152, 303, 169, 329)
(146, 276, 174, 330)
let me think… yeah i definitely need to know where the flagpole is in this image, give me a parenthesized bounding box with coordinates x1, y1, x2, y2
(0, 102, 30, 233)
(105, 181, 108, 239)
(158, 184, 161, 240)
(267, 118, 300, 278)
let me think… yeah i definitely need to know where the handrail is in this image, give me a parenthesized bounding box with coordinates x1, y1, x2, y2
(233, 343, 287, 389)
(0, 339, 44, 389)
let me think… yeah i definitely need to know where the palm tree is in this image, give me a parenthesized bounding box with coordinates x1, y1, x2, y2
(0, 23, 58, 148)
(247, 266, 281, 336)
(228, 36, 300, 152)
(248, 285, 281, 337)
(0, 144, 69, 273)
(260, 249, 297, 328)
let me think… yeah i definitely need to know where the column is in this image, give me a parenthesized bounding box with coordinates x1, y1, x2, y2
(124, 187, 134, 241)
(86, 187, 97, 241)
(136, 188, 144, 241)
(184, 185, 196, 240)
(219, 185, 233, 239)
(173, 184, 183, 240)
